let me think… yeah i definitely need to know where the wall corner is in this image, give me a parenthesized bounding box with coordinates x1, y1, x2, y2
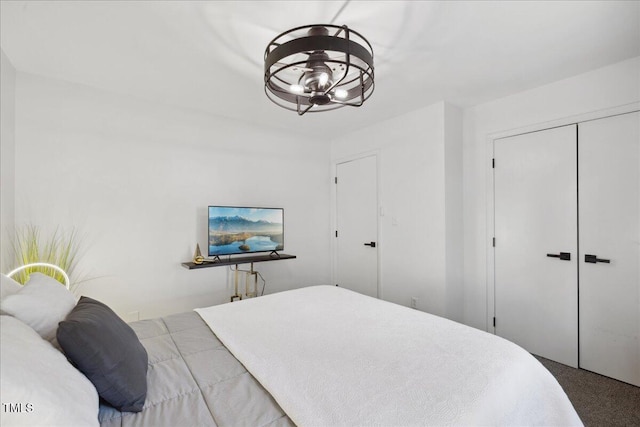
(0, 49, 17, 272)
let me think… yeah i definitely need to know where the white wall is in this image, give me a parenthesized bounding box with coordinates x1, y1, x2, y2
(13, 72, 332, 319)
(463, 56, 640, 330)
(0, 49, 16, 272)
(331, 102, 464, 321)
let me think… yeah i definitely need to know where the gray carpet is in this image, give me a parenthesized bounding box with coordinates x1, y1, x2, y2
(535, 356, 640, 426)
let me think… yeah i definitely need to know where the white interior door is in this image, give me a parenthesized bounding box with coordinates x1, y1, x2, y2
(579, 112, 640, 386)
(494, 125, 578, 367)
(336, 155, 378, 297)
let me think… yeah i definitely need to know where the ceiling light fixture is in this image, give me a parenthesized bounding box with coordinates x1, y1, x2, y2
(264, 24, 374, 115)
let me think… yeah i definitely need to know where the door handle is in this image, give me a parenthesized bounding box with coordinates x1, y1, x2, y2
(585, 254, 610, 264)
(364, 242, 376, 248)
(547, 252, 571, 261)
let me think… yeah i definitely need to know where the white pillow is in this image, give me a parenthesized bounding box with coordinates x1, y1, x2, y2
(0, 272, 76, 343)
(1, 274, 22, 300)
(0, 315, 99, 426)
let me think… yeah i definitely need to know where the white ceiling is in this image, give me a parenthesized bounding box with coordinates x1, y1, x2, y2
(1, 1, 639, 136)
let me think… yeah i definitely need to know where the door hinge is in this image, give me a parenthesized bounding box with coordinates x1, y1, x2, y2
(334, 177, 337, 184)
(492, 158, 495, 168)
(335, 230, 338, 237)
(492, 237, 495, 247)
(493, 317, 496, 328)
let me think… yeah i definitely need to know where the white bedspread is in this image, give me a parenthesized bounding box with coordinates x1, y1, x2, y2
(196, 286, 582, 427)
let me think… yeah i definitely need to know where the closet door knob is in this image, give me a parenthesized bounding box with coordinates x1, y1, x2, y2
(547, 252, 571, 260)
(585, 254, 610, 264)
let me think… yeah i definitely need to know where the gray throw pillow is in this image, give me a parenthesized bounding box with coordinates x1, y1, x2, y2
(57, 296, 148, 413)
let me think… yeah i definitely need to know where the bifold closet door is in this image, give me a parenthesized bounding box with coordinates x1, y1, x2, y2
(494, 124, 578, 368)
(578, 112, 639, 386)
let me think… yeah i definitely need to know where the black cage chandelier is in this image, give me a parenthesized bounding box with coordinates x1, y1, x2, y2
(264, 24, 374, 115)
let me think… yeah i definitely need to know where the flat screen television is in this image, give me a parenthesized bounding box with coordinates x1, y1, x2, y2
(208, 206, 284, 257)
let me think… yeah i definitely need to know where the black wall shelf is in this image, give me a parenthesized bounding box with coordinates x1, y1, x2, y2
(181, 253, 296, 270)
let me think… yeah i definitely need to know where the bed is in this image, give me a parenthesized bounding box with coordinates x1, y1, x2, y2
(1, 270, 582, 427)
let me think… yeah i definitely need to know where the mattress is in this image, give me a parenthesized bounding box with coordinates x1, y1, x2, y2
(98, 311, 294, 427)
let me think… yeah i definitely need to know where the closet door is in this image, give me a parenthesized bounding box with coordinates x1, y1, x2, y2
(494, 125, 578, 367)
(579, 111, 639, 386)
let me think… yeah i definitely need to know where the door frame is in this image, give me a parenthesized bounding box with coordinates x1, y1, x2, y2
(486, 102, 640, 334)
(331, 151, 382, 298)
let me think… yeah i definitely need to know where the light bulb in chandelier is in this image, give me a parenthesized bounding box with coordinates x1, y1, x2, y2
(334, 89, 348, 99)
(319, 73, 329, 87)
(289, 84, 304, 94)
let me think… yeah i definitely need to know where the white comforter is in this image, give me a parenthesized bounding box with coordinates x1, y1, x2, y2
(196, 286, 582, 427)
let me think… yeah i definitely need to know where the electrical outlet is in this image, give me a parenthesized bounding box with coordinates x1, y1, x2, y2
(411, 297, 418, 309)
(127, 311, 140, 322)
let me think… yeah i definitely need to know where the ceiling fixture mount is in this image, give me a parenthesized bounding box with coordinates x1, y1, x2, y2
(264, 24, 374, 115)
